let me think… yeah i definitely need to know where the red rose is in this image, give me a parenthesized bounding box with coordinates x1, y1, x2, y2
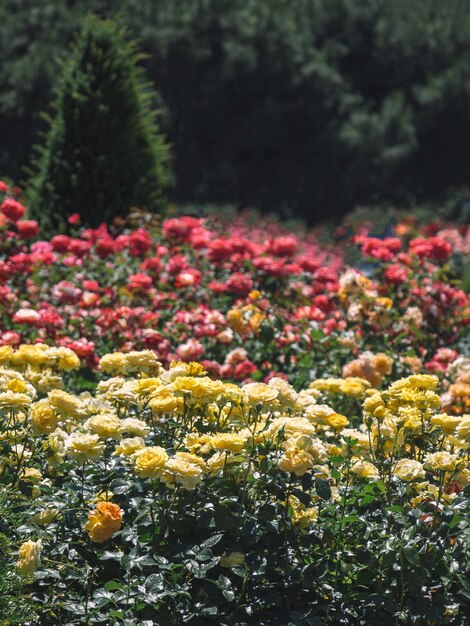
(68, 213, 81, 225)
(16, 220, 40, 239)
(1, 197, 26, 221)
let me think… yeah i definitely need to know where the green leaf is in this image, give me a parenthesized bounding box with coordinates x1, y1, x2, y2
(315, 478, 332, 500)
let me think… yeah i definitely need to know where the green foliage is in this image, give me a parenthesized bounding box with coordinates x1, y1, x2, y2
(2, 0, 470, 219)
(0, 488, 36, 625)
(25, 16, 170, 227)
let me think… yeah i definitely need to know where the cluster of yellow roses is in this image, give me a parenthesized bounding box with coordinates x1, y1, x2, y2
(2, 345, 468, 573)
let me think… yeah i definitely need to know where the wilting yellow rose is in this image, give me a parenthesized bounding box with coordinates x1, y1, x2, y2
(85, 502, 123, 543)
(207, 451, 236, 473)
(30, 400, 59, 434)
(19, 467, 43, 483)
(291, 506, 319, 529)
(219, 551, 245, 568)
(17, 539, 42, 574)
(393, 458, 426, 481)
(24, 366, 64, 393)
(31, 508, 59, 525)
(65, 432, 104, 463)
(212, 433, 246, 453)
(133, 446, 169, 478)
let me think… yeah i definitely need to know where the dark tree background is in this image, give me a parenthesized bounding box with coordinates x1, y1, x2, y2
(1, 0, 470, 222)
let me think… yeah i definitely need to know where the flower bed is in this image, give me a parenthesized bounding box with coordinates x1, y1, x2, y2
(1, 344, 470, 624)
(0, 184, 469, 391)
(1, 181, 470, 624)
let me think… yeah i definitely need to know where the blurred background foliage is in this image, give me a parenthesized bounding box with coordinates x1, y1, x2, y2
(1, 0, 470, 222)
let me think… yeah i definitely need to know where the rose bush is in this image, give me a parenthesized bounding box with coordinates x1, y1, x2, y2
(0, 344, 467, 624)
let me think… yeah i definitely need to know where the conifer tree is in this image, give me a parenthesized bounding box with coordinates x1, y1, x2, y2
(27, 16, 170, 227)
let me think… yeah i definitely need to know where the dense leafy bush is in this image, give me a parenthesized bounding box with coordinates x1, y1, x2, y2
(2, 0, 470, 220)
(26, 16, 170, 227)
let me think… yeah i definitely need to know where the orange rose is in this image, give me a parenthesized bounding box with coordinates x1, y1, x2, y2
(85, 502, 123, 543)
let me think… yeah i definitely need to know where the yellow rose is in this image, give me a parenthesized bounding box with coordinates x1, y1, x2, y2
(114, 437, 146, 456)
(0, 345, 14, 364)
(124, 351, 162, 375)
(17, 539, 42, 574)
(30, 400, 59, 434)
(424, 451, 459, 472)
(227, 309, 247, 334)
(279, 447, 314, 476)
(393, 458, 426, 481)
(85, 413, 122, 440)
(85, 502, 123, 543)
(0, 391, 31, 413)
(19, 467, 43, 483)
(242, 382, 279, 406)
(456, 415, 470, 441)
(207, 451, 236, 473)
(292, 506, 319, 529)
(6, 378, 27, 393)
(133, 446, 169, 478)
(184, 432, 214, 454)
(65, 432, 104, 463)
(149, 389, 182, 414)
(119, 417, 150, 437)
(350, 459, 380, 480)
(161, 455, 204, 490)
(212, 433, 246, 453)
(55, 347, 80, 371)
(172, 376, 226, 403)
(431, 413, 461, 434)
(48, 390, 84, 420)
(99, 352, 128, 375)
(326, 413, 349, 431)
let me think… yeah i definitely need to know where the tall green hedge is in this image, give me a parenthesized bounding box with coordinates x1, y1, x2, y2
(26, 16, 170, 227)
